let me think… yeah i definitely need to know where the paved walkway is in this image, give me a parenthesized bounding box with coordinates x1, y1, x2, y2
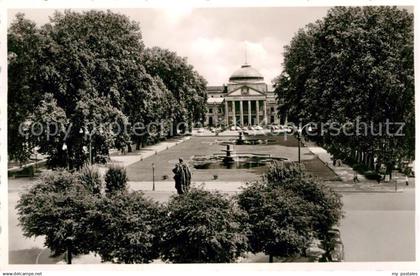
(129, 181, 244, 193)
(308, 146, 367, 182)
(109, 136, 191, 167)
(307, 145, 414, 193)
(97, 136, 191, 176)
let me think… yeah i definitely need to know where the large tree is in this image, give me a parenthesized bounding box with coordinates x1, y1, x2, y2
(9, 11, 208, 168)
(142, 47, 208, 133)
(275, 6, 414, 176)
(9, 11, 145, 168)
(8, 13, 46, 163)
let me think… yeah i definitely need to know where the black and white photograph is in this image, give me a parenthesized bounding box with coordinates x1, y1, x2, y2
(2, 0, 417, 273)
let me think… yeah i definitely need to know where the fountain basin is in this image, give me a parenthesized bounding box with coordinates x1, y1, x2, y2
(191, 153, 287, 170)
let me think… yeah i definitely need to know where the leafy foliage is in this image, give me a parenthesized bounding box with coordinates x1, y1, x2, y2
(8, 11, 207, 167)
(16, 170, 97, 258)
(143, 47, 208, 132)
(275, 6, 414, 175)
(264, 162, 343, 237)
(104, 166, 128, 194)
(237, 182, 316, 258)
(8, 13, 46, 163)
(26, 93, 69, 168)
(159, 188, 248, 263)
(88, 191, 162, 263)
(237, 162, 343, 259)
(78, 165, 102, 195)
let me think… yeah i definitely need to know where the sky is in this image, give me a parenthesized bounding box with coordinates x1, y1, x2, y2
(6, 7, 387, 86)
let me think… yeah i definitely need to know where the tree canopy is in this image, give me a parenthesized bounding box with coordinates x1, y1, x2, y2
(237, 162, 343, 261)
(274, 6, 414, 176)
(16, 170, 97, 263)
(159, 188, 248, 263)
(8, 10, 207, 168)
(88, 191, 162, 263)
(142, 47, 208, 132)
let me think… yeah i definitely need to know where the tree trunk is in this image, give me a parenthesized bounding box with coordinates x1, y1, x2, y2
(172, 120, 178, 137)
(269, 254, 273, 263)
(388, 164, 393, 180)
(136, 138, 141, 150)
(67, 247, 72, 264)
(369, 153, 375, 170)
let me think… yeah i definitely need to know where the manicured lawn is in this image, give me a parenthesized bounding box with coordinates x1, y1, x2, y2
(302, 157, 342, 181)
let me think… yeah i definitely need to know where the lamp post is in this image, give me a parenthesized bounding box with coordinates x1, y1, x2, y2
(152, 162, 155, 191)
(34, 146, 40, 173)
(297, 128, 302, 163)
(296, 124, 313, 164)
(80, 128, 92, 165)
(62, 142, 68, 169)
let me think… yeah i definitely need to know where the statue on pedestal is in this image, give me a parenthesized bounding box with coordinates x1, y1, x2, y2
(173, 158, 191, 194)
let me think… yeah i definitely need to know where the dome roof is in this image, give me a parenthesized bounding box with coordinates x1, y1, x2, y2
(229, 64, 264, 82)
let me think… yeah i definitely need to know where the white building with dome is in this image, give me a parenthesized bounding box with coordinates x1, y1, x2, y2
(205, 63, 281, 127)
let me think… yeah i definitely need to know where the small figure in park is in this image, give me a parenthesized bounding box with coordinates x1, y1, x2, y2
(353, 172, 360, 183)
(173, 158, 191, 194)
(405, 175, 409, 186)
(376, 174, 381, 184)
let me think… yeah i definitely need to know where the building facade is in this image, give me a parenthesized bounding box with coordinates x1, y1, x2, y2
(205, 64, 280, 127)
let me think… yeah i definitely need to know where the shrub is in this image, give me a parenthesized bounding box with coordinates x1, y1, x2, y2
(104, 166, 128, 194)
(237, 161, 343, 261)
(159, 188, 248, 263)
(364, 170, 380, 180)
(88, 191, 162, 263)
(13, 165, 35, 178)
(352, 164, 368, 174)
(17, 170, 96, 264)
(78, 165, 102, 195)
(237, 181, 316, 261)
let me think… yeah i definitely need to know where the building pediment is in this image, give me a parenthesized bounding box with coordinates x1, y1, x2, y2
(227, 86, 264, 97)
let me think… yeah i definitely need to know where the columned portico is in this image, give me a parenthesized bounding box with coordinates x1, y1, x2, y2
(206, 63, 281, 128)
(239, 101, 244, 126)
(248, 100, 251, 125)
(225, 100, 228, 123)
(231, 100, 236, 126)
(225, 97, 266, 127)
(263, 100, 267, 124)
(256, 100, 260, 125)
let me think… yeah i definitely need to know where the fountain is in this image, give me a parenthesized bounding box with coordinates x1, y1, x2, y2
(237, 131, 245, 145)
(222, 144, 236, 164)
(191, 143, 288, 171)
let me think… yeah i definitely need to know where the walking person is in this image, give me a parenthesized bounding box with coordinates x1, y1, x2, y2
(353, 171, 360, 183)
(405, 175, 409, 186)
(376, 174, 381, 184)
